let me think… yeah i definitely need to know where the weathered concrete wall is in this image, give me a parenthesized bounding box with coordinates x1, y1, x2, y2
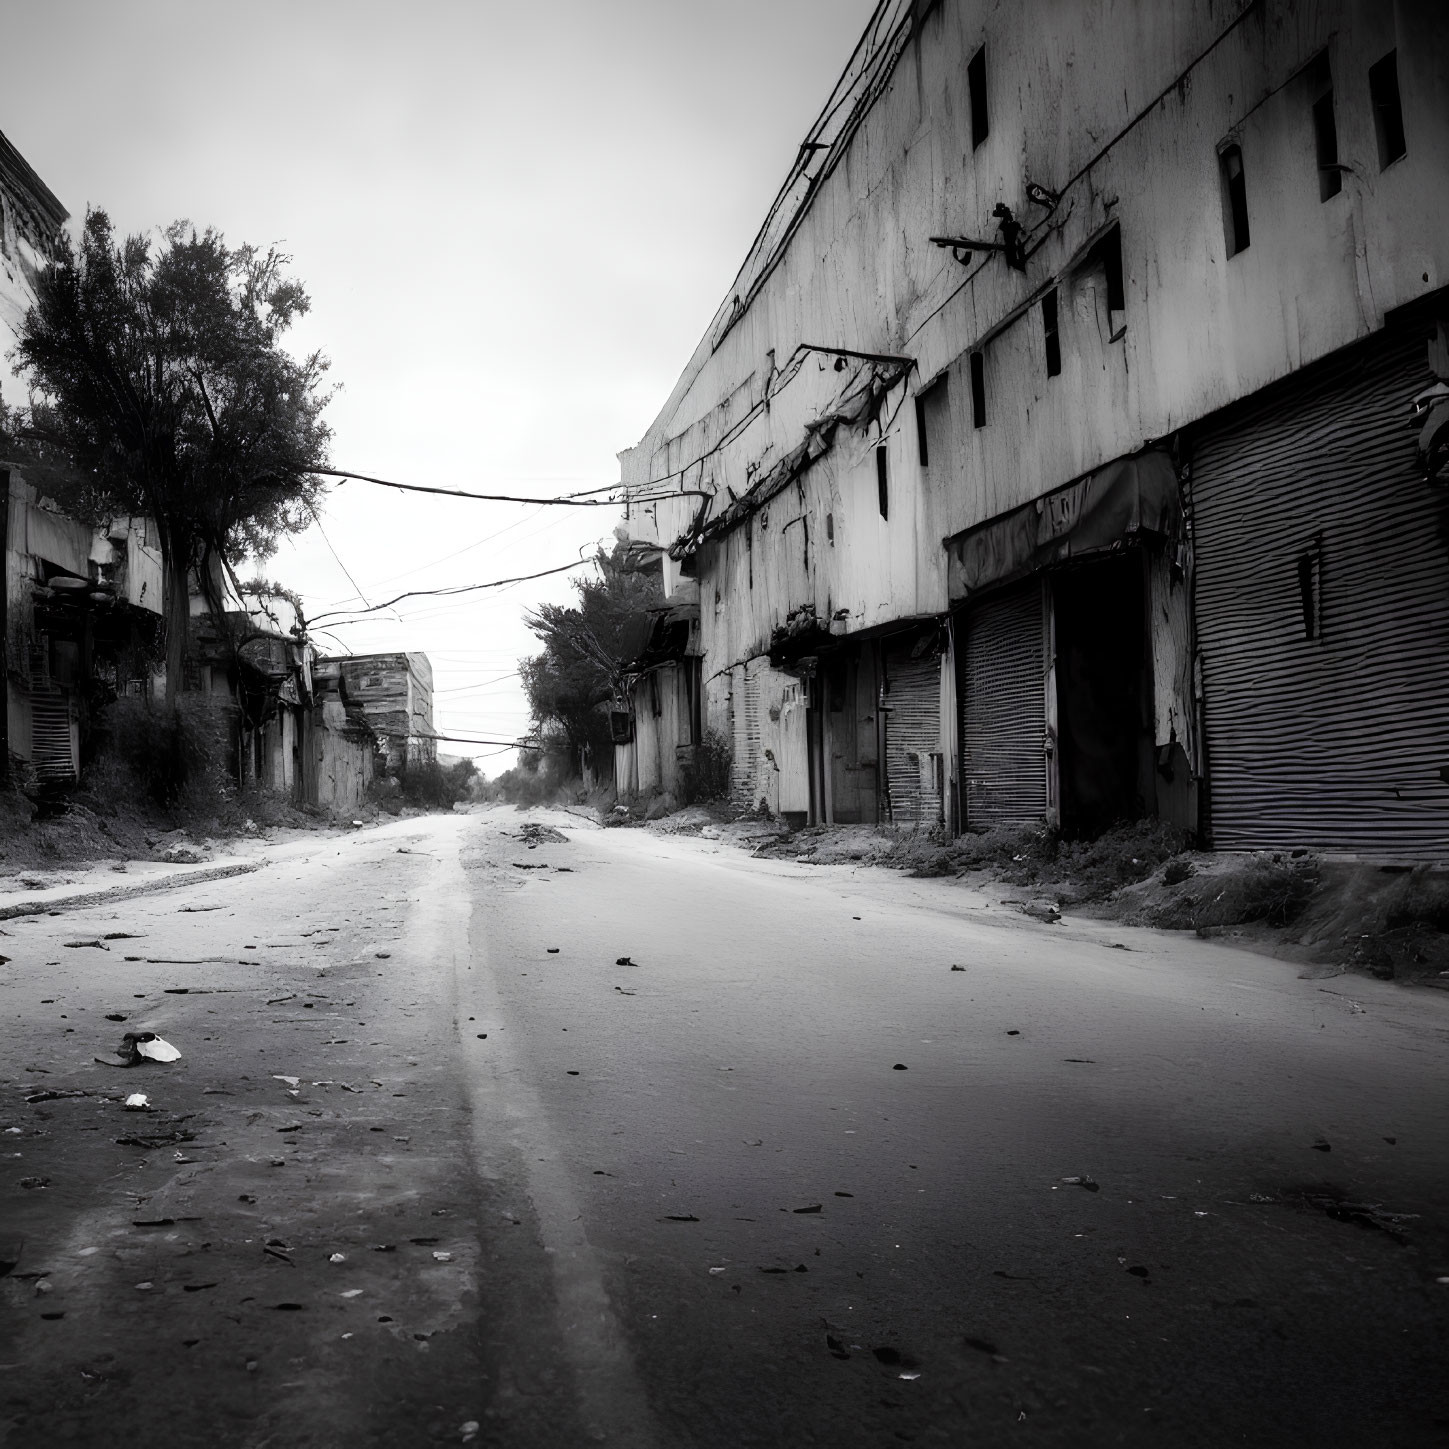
(337, 652, 435, 768)
(616, 662, 694, 801)
(622, 0, 1449, 662)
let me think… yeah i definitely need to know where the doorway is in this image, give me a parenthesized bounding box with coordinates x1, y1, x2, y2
(1052, 553, 1152, 838)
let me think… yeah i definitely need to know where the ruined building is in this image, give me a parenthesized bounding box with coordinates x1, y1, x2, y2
(617, 0, 1449, 858)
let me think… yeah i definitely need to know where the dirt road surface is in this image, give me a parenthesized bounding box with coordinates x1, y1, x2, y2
(3, 806, 1447, 1447)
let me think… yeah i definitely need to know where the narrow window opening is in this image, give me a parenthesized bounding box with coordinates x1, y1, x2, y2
(746, 521, 753, 590)
(1368, 51, 1406, 168)
(1042, 289, 1061, 377)
(969, 352, 986, 428)
(968, 46, 988, 149)
(802, 515, 810, 572)
(826, 512, 834, 546)
(1297, 538, 1323, 640)
(1219, 144, 1250, 256)
(914, 395, 929, 466)
(1101, 228, 1124, 315)
(876, 445, 889, 521)
(1306, 53, 1341, 201)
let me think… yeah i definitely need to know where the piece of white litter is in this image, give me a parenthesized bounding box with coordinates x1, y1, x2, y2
(432, 1251, 453, 1263)
(708, 1266, 726, 1275)
(340, 1289, 363, 1298)
(273, 1075, 301, 1088)
(899, 1371, 921, 1381)
(329, 1252, 346, 1263)
(135, 1036, 181, 1063)
(79, 1247, 99, 1256)
(124, 1094, 150, 1111)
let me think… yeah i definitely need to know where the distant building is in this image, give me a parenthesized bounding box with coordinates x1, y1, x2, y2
(0, 127, 67, 407)
(334, 653, 435, 770)
(619, 0, 1449, 859)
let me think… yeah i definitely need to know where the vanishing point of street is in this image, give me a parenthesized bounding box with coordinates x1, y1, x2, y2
(3, 808, 1447, 1448)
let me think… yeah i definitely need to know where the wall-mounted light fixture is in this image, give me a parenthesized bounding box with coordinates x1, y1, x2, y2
(929, 203, 1026, 271)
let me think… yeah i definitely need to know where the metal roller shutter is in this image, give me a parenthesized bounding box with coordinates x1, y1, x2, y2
(1191, 329, 1449, 858)
(883, 642, 940, 826)
(31, 691, 76, 782)
(960, 581, 1047, 827)
(732, 659, 763, 810)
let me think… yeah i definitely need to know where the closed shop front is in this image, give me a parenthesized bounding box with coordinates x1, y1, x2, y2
(882, 634, 942, 827)
(1191, 325, 1449, 858)
(958, 580, 1048, 827)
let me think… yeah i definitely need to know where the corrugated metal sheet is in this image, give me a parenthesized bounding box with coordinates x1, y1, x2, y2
(732, 659, 763, 809)
(30, 690, 75, 781)
(1192, 329, 1449, 858)
(960, 581, 1047, 827)
(883, 640, 940, 826)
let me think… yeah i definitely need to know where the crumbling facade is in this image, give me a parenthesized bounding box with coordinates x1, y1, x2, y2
(619, 0, 1449, 858)
(334, 653, 435, 770)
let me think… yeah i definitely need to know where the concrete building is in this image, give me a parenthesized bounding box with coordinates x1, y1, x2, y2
(618, 0, 1449, 858)
(334, 653, 435, 770)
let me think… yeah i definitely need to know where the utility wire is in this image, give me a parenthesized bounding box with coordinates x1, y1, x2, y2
(308, 557, 593, 626)
(314, 468, 706, 507)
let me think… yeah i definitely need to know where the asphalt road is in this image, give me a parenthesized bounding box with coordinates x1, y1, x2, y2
(3, 807, 1448, 1448)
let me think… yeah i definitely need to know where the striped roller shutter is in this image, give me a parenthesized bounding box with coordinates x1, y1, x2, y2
(960, 581, 1047, 827)
(31, 692, 76, 781)
(731, 658, 764, 809)
(883, 642, 940, 826)
(1191, 328, 1449, 858)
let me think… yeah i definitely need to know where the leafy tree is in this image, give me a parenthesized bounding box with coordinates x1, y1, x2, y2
(13, 208, 332, 703)
(521, 545, 661, 774)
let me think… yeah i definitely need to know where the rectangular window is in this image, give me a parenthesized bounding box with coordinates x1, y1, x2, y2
(1219, 143, 1250, 256)
(1306, 53, 1341, 201)
(1297, 537, 1323, 640)
(969, 351, 986, 428)
(968, 46, 988, 149)
(826, 512, 834, 546)
(915, 395, 929, 466)
(1369, 51, 1406, 168)
(876, 445, 889, 520)
(1042, 289, 1061, 377)
(746, 520, 753, 589)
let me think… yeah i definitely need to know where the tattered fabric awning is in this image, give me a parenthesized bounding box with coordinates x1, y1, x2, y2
(946, 449, 1180, 602)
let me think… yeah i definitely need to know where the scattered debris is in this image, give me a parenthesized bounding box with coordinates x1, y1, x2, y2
(1060, 1175, 1100, 1192)
(95, 1032, 182, 1068)
(116, 1127, 196, 1149)
(892, 1063, 908, 1071)
(1310, 1139, 1332, 1153)
(19, 1176, 50, 1189)
(615, 956, 637, 966)
(123, 1094, 151, 1111)
(662, 1214, 700, 1223)
(64, 940, 107, 950)
(1019, 902, 1061, 923)
(432, 1251, 453, 1263)
(792, 1204, 823, 1215)
(950, 964, 966, 972)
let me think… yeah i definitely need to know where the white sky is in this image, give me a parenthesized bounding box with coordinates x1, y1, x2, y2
(2, 0, 876, 772)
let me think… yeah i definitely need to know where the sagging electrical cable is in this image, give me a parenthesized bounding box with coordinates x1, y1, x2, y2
(308, 557, 594, 626)
(312, 469, 709, 507)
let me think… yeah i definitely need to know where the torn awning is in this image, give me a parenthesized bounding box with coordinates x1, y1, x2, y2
(946, 450, 1180, 602)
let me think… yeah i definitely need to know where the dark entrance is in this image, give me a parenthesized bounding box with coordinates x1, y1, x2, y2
(1052, 553, 1152, 838)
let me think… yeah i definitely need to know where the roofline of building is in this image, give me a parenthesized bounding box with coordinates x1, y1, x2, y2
(0, 130, 69, 235)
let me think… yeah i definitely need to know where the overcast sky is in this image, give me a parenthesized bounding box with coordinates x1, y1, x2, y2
(2, 0, 877, 771)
